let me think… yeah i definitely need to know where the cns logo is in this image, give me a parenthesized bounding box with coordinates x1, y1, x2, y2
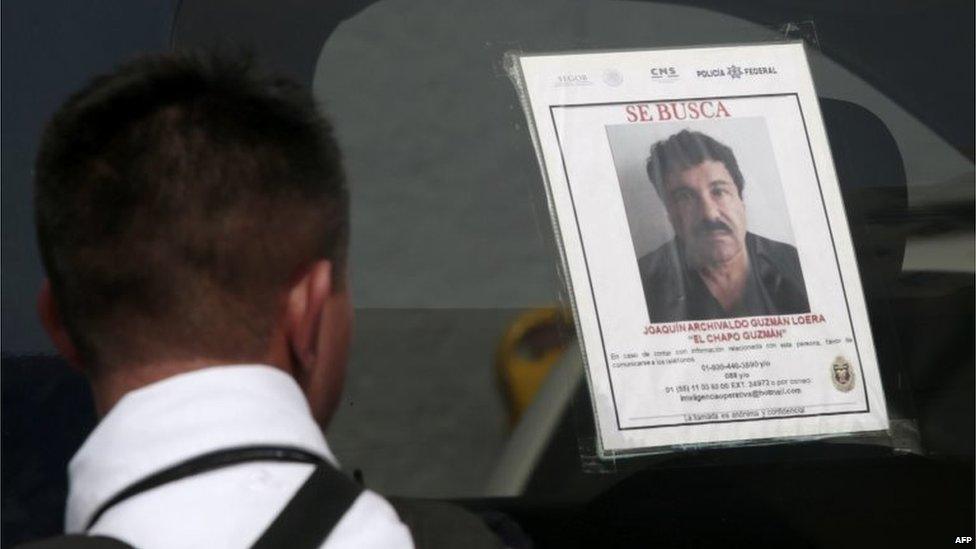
(649, 66, 679, 83)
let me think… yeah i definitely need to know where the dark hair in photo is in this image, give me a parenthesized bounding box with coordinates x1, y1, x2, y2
(646, 129, 745, 197)
(34, 53, 349, 371)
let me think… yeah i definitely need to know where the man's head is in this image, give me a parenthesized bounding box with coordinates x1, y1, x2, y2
(34, 54, 350, 423)
(646, 130, 747, 267)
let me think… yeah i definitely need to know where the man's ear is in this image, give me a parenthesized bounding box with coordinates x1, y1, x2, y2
(283, 260, 335, 375)
(37, 279, 85, 371)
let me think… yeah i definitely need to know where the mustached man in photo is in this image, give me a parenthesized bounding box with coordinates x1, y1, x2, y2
(639, 130, 810, 323)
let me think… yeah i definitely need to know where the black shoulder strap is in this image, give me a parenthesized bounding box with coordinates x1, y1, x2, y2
(251, 463, 363, 549)
(16, 448, 365, 549)
(13, 535, 135, 549)
(86, 446, 325, 530)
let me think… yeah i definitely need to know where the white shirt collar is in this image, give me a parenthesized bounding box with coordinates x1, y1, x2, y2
(65, 364, 336, 533)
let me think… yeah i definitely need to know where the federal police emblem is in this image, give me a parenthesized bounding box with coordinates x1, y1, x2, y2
(830, 356, 855, 392)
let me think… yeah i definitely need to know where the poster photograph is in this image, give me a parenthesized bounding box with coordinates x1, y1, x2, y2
(512, 42, 889, 456)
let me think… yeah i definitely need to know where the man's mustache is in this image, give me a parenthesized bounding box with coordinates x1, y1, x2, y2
(694, 220, 732, 236)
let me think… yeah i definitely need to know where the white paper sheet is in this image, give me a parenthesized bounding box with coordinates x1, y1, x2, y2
(513, 43, 889, 457)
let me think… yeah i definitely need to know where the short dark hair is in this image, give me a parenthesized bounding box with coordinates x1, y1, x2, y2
(34, 53, 349, 371)
(646, 129, 744, 197)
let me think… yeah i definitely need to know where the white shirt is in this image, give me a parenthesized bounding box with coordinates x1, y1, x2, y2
(65, 365, 414, 549)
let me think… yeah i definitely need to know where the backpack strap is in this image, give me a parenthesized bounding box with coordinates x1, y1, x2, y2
(86, 445, 325, 530)
(15, 463, 362, 549)
(15, 447, 361, 549)
(251, 463, 363, 548)
(13, 535, 134, 549)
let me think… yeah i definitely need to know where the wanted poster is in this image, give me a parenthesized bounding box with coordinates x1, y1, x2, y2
(512, 43, 888, 456)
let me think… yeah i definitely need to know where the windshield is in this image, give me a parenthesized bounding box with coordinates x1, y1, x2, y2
(2, 0, 972, 546)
